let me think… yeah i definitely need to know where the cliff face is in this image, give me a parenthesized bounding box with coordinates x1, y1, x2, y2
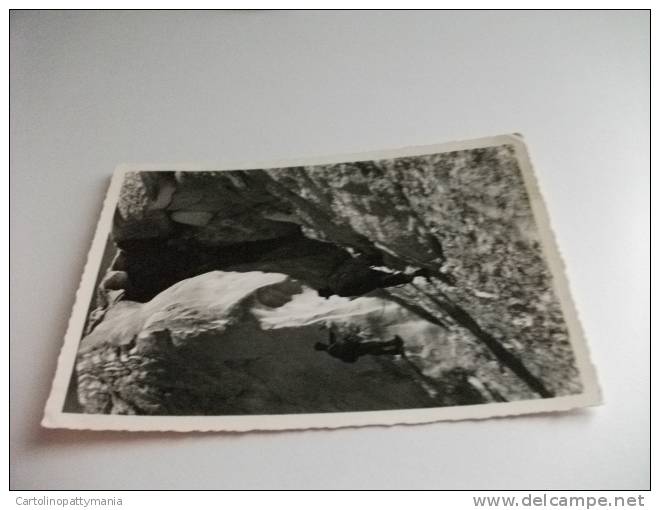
(77, 147, 581, 414)
(261, 147, 581, 399)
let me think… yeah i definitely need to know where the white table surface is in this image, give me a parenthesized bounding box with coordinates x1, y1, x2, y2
(10, 10, 649, 489)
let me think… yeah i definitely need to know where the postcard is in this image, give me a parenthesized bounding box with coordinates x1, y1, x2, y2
(42, 134, 601, 431)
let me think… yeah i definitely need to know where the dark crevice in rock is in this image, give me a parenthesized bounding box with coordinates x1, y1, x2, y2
(115, 232, 338, 302)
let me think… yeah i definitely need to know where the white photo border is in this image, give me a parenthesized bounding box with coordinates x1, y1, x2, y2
(41, 133, 602, 432)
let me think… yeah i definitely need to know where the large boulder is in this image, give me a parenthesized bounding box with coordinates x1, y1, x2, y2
(113, 172, 176, 243)
(113, 170, 300, 249)
(75, 271, 456, 415)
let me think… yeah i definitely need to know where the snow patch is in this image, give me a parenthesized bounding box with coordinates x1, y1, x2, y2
(252, 286, 398, 330)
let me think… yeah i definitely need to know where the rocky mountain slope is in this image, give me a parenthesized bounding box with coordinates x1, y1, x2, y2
(73, 145, 582, 414)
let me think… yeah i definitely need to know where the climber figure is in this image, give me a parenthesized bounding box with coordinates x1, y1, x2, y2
(314, 326, 405, 363)
(318, 253, 434, 298)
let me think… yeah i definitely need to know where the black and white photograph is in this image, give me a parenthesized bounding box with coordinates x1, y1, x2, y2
(42, 135, 600, 431)
(12, 8, 648, 492)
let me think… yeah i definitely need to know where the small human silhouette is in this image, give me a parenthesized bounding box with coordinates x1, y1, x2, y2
(316, 254, 452, 299)
(314, 328, 405, 363)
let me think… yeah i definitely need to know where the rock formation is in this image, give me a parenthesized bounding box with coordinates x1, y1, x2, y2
(76, 271, 453, 414)
(70, 146, 582, 414)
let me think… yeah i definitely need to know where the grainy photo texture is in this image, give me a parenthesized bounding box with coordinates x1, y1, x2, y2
(43, 135, 600, 431)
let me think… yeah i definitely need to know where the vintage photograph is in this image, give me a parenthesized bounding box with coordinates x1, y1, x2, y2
(43, 135, 600, 431)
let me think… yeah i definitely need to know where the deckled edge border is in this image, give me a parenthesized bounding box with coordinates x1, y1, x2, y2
(41, 133, 602, 432)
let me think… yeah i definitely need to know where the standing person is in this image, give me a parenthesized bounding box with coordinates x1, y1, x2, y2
(314, 326, 405, 363)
